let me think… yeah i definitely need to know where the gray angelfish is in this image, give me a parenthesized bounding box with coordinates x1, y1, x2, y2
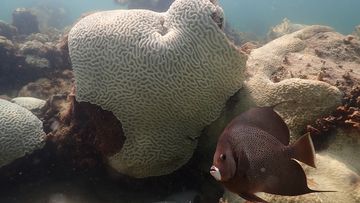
(210, 104, 333, 203)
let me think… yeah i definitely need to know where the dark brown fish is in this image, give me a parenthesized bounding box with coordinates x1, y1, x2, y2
(210, 105, 327, 203)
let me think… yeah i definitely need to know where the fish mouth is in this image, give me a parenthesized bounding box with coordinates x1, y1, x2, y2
(210, 166, 222, 181)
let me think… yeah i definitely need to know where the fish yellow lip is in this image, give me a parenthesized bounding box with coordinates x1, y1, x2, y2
(210, 166, 221, 181)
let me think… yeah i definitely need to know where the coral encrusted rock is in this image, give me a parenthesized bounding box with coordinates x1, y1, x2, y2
(12, 8, 39, 35)
(237, 26, 343, 137)
(0, 99, 45, 168)
(353, 25, 360, 39)
(68, 0, 246, 177)
(0, 20, 17, 39)
(266, 18, 307, 41)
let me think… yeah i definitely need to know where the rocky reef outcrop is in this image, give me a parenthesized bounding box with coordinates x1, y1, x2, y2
(354, 25, 360, 39)
(0, 20, 17, 39)
(0, 19, 71, 96)
(266, 18, 307, 41)
(12, 8, 40, 35)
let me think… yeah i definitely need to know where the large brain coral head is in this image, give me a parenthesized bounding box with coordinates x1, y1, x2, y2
(167, 0, 225, 29)
(68, 0, 246, 177)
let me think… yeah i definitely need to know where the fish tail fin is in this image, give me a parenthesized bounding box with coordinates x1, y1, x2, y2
(291, 132, 316, 168)
(310, 189, 337, 193)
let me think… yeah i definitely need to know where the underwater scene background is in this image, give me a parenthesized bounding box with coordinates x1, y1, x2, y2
(0, 0, 359, 203)
(1, 0, 360, 36)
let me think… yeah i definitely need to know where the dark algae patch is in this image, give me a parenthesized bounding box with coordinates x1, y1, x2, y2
(306, 86, 360, 150)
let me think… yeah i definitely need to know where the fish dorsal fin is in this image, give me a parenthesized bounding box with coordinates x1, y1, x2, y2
(235, 106, 290, 145)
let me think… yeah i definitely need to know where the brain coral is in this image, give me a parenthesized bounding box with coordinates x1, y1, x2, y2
(0, 99, 45, 168)
(11, 97, 46, 113)
(68, 0, 246, 177)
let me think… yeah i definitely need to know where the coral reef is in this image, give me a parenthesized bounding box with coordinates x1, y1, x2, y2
(12, 8, 40, 35)
(0, 35, 27, 95)
(354, 25, 360, 39)
(267, 18, 307, 41)
(0, 20, 17, 39)
(68, 0, 246, 177)
(19, 31, 70, 70)
(0, 23, 71, 96)
(0, 99, 45, 168)
(18, 70, 73, 100)
(31, 3, 69, 31)
(203, 25, 360, 203)
(0, 36, 16, 59)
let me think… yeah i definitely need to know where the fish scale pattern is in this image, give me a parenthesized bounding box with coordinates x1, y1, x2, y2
(0, 99, 45, 167)
(68, 0, 246, 177)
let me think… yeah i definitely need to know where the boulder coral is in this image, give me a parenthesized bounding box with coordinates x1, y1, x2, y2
(266, 18, 307, 41)
(68, 0, 246, 177)
(11, 97, 46, 116)
(237, 26, 343, 137)
(354, 25, 360, 39)
(0, 99, 45, 168)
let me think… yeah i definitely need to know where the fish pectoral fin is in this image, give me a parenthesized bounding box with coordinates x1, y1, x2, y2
(239, 192, 269, 203)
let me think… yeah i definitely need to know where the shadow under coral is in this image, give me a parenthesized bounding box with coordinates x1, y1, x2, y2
(0, 93, 222, 203)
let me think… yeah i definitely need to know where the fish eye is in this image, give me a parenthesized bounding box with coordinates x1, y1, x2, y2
(220, 154, 226, 161)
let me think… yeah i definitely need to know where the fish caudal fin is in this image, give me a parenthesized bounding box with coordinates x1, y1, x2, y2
(292, 132, 316, 168)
